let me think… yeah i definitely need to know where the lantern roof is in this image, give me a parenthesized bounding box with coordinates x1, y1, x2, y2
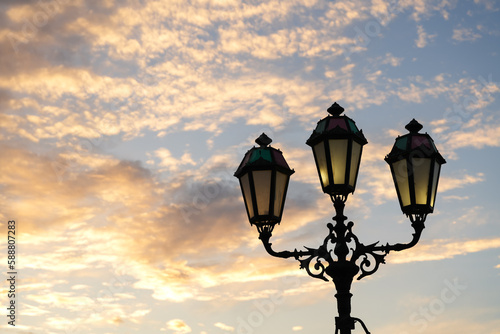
(385, 119, 446, 164)
(234, 133, 294, 178)
(306, 102, 368, 147)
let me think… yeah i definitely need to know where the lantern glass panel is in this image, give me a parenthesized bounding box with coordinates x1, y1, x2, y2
(393, 159, 411, 207)
(274, 171, 288, 217)
(349, 141, 362, 187)
(240, 173, 254, 219)
(253, 170, 272, 215)
(412, 158, 431, 205)
(329, 139, 348, 185)
(313, 142, 329, 188)
(430, 163, 440, 208)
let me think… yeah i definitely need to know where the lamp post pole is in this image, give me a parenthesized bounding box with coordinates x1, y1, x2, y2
(328, 198, 357, 334)
(234, 103, 446, 333)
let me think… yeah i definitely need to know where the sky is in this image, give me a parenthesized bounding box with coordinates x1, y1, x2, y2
(0, 0, 499, 333)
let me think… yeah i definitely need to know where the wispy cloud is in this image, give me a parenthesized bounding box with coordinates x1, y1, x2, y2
(214, 322, 235, 332)
(167, 319, 192, 334)
(389, 237, 500, 264)
(415, 24, 436, 48)
(439, 173, 485, 192)
(452, 27, 482, 42)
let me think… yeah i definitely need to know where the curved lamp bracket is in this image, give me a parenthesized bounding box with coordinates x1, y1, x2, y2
(257, 199, 426, 282)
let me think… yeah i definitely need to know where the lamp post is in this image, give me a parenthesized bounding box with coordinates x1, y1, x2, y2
(234, 103, 446, 333)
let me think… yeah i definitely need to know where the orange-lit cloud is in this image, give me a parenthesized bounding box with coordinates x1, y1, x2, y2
(214, 322, 235, 332)
(167, 319, 192, 334)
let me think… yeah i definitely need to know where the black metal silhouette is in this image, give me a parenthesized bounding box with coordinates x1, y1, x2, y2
(235, 103, 446, 334)
(258, 193, 425, 333)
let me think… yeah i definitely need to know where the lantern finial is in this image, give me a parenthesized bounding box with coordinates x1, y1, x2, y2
(405, 119, 423, 134)
(327, 102, 344, 116)
(256, 133, 272, 147)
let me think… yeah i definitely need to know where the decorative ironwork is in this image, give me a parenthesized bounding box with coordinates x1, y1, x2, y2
(258, 195, 427, 334)
(259, 197, 425, 279)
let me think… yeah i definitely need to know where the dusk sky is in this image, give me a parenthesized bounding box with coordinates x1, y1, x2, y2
(1, 0, 500, 333)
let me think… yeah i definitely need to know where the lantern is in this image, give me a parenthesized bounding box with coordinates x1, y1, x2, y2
(385, 119, 446, 221)
(306, 103, 368, 199)
(234, 133, 295, 232)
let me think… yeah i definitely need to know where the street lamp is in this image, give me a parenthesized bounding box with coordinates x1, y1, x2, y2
(234, 103, 446, 334)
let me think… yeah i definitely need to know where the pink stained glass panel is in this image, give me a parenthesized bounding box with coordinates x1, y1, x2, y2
(327, 118, 348, 131)
(272, 150, 290, 169)
(411, 135, 431, 149)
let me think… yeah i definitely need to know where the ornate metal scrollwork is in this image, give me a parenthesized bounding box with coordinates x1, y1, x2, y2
(258, 198, 426, 283)
(298, 248, 329, 282)
(257, 198, 426, 334)
(353, 242, 387, 280)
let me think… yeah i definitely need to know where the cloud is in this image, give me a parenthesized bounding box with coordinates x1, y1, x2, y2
(452, 27, 482, 42)
(354, 142, 397, 205)
(415, 24, 436, 48)
(0, 143, 328, 305)
(167, 319, 192, 334)
(438, 173, 484, 193)
(149, 148, 197, 172)
(0, 0, 494, 153)
(403, 0, 456, 22)
(444, 123, 500, 151)
(474, 0, 498, 11)
(0, 135, 325, 307)
(381, 52, 403, 66)
(214, 322, 235, 332)
(392, 74, 498, 109)
(389, 237, 500, 264)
